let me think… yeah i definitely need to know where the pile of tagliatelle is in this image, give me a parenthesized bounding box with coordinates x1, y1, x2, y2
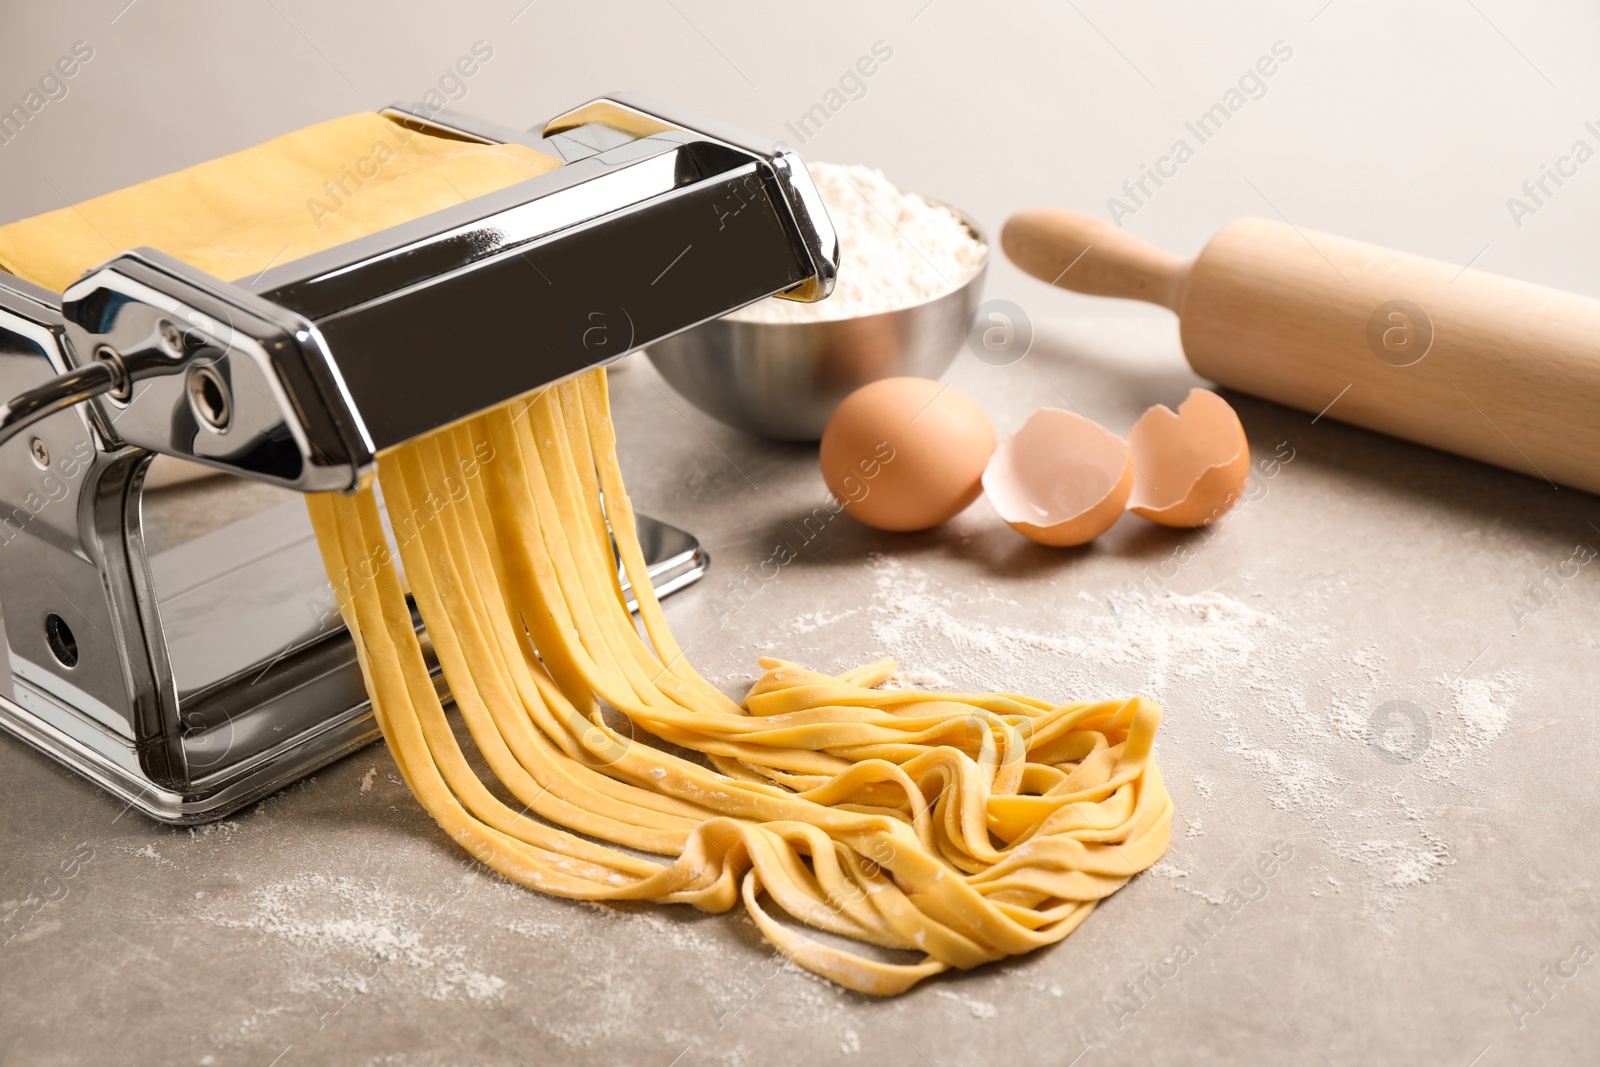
(0, 114, 1172, 995)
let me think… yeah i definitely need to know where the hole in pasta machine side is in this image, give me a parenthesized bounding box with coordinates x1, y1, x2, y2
(45, 613, 78, 668)
(187, 365, 231, 432)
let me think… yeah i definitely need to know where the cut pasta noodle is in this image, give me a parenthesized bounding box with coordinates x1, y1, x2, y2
(0, 114, 1172, 995)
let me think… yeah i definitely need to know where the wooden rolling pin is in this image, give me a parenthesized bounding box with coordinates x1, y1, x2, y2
(1002, 208, 1600, 494)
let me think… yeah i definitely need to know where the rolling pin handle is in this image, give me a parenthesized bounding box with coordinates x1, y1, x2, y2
(1001, 207, 1189, 312)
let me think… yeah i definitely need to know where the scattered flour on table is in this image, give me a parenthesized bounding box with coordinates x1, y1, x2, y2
(862, 554, 1269, 694)
(122, 843, 174, 867)
(1443, 673, 1515, 743)
(781, 553, 1531, 916)
(789, 608, 859, 635)
(190, 874, 506, 1005)
(499, 898, 859, 1050)
(359, 766, 377, 793)
(1150, 860, 1189, 880)
(724, 162, 985, 324)
(1412, 672, 1522, 779)
(934, 989, 998, 1019)
(186, 820, 240, 842)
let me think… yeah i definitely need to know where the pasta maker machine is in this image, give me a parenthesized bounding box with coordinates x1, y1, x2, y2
(0, 94, 838, 823)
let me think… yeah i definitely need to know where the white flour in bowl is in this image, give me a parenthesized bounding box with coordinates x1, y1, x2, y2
(725, 162, 986, 323)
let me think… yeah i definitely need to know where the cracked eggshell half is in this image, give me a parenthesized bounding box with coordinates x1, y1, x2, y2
(982, 408, 1134, 547)
(1127, 388, 1250, 528)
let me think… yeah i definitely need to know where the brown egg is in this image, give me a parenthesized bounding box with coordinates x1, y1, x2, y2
(1127, 388, 1250, 528)
(820, 377, 995, 532)
(983, 408, 1133, 547)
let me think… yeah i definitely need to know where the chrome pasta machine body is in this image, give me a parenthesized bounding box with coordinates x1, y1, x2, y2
(0, 95, 838, 823)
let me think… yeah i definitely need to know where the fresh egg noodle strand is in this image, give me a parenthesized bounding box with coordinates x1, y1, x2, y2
(309, 371, 1173, 995)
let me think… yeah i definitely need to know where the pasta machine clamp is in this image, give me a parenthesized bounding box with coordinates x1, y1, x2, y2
(0, 94, 839, 822)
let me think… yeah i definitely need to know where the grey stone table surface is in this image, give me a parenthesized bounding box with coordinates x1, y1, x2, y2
(3, 318, 1598, 1067)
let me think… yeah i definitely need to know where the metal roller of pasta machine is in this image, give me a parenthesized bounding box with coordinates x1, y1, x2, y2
(0, 94, 839, 823)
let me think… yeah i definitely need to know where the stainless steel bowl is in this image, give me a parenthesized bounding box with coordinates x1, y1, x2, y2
(646, 207, 987, 441)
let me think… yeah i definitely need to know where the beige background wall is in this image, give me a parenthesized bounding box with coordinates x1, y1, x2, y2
(3, 0, 1599, 314)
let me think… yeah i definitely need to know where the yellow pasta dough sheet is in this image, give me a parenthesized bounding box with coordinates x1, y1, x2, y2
(0, 111, 560, 291)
